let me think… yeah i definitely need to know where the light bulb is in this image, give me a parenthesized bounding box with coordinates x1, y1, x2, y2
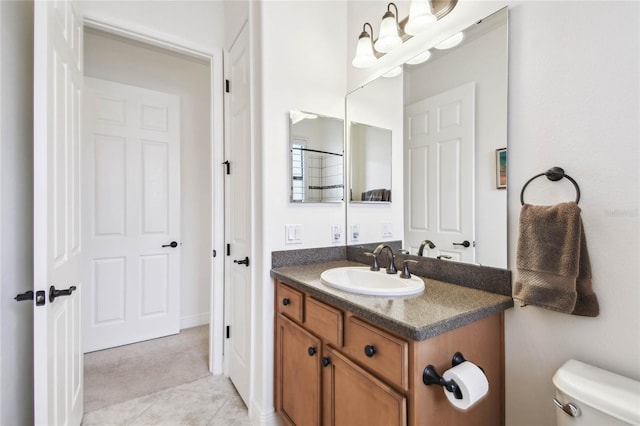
(404, 0, 436, 36)
(352, 32, 377, 68)
(374, 9, 402, 53)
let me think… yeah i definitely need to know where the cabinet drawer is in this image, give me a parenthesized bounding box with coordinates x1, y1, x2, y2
(305, 297, 343, 347)
(276, 282, 304, 323)
(345, 315, 408, 391)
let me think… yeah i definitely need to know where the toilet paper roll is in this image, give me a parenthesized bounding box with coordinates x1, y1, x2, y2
(442, 361, 489, 410)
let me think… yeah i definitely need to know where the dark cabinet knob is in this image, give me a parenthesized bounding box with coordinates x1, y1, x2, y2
(364, 345, 376, 357)
(321, 357, 331, 367)
(308, 347, 317, 356)
(282, 298, 290, 306)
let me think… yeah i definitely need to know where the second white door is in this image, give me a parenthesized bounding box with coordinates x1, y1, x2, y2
(82, 77, 181, 353)
(224, 26, 252, 406)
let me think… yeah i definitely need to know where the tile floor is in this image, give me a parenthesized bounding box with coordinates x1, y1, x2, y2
(82, 374, 251, 426)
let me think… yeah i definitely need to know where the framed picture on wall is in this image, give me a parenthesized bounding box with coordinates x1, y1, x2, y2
(496, 148, 507, 189)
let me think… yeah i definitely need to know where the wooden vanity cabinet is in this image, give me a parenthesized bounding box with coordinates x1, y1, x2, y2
(324, 346, 406, 426)
(275, 314, 322, 426)
(274, 280, 505, 426)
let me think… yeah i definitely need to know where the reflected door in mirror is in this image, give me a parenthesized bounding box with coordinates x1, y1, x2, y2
(404, 83, 475, 262)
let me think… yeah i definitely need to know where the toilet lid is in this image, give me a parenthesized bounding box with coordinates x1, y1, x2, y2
(553, 359, 640, 425)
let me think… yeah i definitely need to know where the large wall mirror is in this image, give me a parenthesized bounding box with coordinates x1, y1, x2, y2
(289, 111, 344, 203)
(346, 7, 509, 268)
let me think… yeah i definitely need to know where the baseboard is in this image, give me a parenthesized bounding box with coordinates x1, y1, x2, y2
(250, 400, 281, 426)
(180, 312, 209, 330)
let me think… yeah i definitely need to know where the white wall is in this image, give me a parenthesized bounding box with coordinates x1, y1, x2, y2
(84, 29, 212, 329)
(504, 2, 639, 424)
(82, 0, 225, 53)
(259, 2, 347, 252)
(253, 0, 347, 421)
(346, 2, 639, 425)
(0, 1, 35, 424)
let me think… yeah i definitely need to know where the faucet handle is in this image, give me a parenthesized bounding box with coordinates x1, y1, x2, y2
(400, 259, 419, 279)
(386, 255, 398, 275)
(364, 252, 380, 271)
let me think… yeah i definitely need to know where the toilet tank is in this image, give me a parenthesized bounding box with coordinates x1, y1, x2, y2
(553, 359, 640, 426)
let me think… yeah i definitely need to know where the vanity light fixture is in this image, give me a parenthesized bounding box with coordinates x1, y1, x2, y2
(404, 0, 436, 36)
(434, 31, 464, 49)
(374, 3, 403, 53)
(405, 49, 432, 65)
(350, 0, 459, 69)
(352, 23, 377, 69)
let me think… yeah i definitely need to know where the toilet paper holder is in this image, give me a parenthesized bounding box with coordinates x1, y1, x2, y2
(422, 352, 483, 400)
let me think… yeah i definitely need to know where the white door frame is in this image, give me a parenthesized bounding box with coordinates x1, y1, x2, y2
(82, 15, 225, 374)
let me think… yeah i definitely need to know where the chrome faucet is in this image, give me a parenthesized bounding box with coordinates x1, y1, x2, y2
(417, 240, 436, 256)
(373, 244, 398, 274)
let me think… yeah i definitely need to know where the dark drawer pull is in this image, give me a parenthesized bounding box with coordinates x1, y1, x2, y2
(364, 345, 377, 357)
(282, 298, 291, 306)
(308, 347, 317, 356)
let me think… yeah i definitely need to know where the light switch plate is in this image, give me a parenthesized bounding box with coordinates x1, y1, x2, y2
(351, 224, 360, 242)
(285, 224, 302, 244)
(381, 222, 393, 238)
(331, 224, 341, 243)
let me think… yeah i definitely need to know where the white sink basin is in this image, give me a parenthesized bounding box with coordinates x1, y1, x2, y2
(320, 266, 425, 296)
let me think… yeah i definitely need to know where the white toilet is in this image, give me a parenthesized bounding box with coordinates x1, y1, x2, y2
(553, 359, 640, 425)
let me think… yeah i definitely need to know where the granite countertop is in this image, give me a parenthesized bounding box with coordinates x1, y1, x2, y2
(271, 260, 514, 341)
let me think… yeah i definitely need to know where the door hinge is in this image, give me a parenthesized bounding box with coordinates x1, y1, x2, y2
(212, 249, 217, 258)
(225, 79, 230, 93)
(222, 160, 230, 175)
(226, 244, 231, 256)
(226, 325, 230, 339)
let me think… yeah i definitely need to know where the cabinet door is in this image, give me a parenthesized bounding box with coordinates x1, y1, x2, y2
(324, 347, 406, 426)
(275, 315, 322, 426)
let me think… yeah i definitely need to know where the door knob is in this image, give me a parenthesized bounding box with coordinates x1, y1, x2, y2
(162, 241, 178, 248)
(49, 285, 77, 303)
(453, 240, 471, 248)
(234, 256, 250, 267)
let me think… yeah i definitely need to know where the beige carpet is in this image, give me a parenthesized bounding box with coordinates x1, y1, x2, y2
(84, 325, 210, 413)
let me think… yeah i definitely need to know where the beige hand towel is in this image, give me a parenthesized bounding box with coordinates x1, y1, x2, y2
(513, 202, 599, 317)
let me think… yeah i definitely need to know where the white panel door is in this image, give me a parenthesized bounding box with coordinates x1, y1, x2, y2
(404, 83, 475, 262)
(224, 26, 252, 406)
(82, 78, 181, 353)
(33, 0, 84, 424)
